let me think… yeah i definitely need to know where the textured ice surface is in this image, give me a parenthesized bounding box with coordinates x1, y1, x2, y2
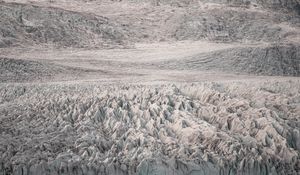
(0, 81, 299, 174)
(0, 0, 299, 175)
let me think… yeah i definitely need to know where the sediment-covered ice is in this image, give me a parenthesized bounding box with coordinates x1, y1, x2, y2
(0, 81, 299, 174)
(0, 57, 108, 83)
(159, 44, 300, 76)
(0, 2, 132, 48)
